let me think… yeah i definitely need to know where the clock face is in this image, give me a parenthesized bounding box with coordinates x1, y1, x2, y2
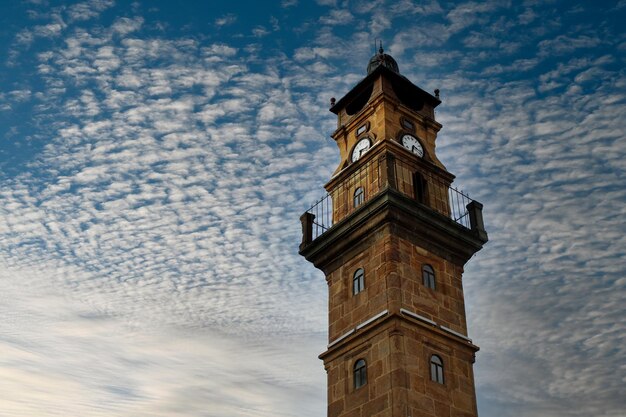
(401, 134, 424, 157)
(351, 138, 371, 162)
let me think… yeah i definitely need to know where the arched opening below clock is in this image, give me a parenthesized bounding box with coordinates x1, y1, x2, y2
(413, 172, 428, 205)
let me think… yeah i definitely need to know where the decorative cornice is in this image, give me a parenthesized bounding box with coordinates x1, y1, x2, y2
(299, 187, 486, 272)
(400, 308, 473, 343)
(319, 310, 479, 362)
(327, 310, 389, 348)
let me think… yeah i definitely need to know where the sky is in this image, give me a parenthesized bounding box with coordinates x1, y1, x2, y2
(0, 0, 624, 416)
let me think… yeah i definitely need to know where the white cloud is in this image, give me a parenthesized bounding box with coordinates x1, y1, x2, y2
(281, 0, 298, 7)
(34, 22, 65, 37)
(111, 17, 144, 36)
(462, 31, 499, 48)
(538, 34, 603, 56)
(481, 58, 539, 75)
(518, 7, 537, 24)
(319, 8, 354, 25)
(390, 0, 444, 15)
(203, 43, 238, 57)
(67, 0, 115, 22)
(8, 89, 32, 102)
(252, 26, 270, 37)
(293, 46, 334, 61)
(446, 0, 504, 35)
(215, 13, 237, 27)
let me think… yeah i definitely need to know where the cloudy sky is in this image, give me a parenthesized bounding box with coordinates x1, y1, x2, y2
(0, 0, 624, 416)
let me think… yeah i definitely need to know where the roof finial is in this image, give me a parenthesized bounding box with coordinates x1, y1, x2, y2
(367, 39, 400, 75)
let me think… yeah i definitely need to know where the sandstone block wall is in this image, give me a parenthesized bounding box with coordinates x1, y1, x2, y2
(327, 226, 469, 343)
(324, 320, 478, 417)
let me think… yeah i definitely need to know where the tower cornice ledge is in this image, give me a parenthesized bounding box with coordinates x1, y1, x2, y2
(299, 188, 486, 273)
(319, 312, 479, 363)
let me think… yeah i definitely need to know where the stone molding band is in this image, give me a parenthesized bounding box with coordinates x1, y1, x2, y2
(400, 308, 472, 343)
(328, 309, 389, 348)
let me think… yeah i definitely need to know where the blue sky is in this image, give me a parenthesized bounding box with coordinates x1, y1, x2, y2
(0, 1, 624, 416)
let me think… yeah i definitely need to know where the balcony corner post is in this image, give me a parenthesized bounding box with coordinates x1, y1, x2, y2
(300, 212, 316, 250)
(466, 201, 488, 242)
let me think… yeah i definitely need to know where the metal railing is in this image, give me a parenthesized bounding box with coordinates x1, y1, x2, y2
(449, 186, 473, 228)
(302, 154, 481, 242)
(308, 193, 333, 238)
(305, 157, 382, 240)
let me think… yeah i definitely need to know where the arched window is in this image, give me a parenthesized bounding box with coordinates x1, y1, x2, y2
(353, 268, 365, 295)
(354, 187, 365, 208)
(430, 355, 444, 384)
(413, 172, 427, 204)
(422, 264, 436, 289)
(354, 359, 367, 389)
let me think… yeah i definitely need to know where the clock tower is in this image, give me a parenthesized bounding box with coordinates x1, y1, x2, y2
(299, 46, 488, 417)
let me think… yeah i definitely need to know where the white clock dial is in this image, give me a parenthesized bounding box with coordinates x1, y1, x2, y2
(351, 138, 371, 162)
(401, 134, 424, 157)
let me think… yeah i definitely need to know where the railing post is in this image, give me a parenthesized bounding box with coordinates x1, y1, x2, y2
(379, 152, 396, 190)
(300, 212, 315, 250)
(466, 201, 488, 242)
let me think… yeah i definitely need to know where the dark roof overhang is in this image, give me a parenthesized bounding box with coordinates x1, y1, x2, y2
(330, 65, 441, 115)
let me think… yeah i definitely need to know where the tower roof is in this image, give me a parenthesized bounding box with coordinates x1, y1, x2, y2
(366, 44, 400, 75)
(330, 56, 440, 115)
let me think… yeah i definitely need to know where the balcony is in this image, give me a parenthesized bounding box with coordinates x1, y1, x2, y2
(300, 151, 487, 249)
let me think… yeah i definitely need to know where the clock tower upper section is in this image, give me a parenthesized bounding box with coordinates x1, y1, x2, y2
(328, 45, 446, 176)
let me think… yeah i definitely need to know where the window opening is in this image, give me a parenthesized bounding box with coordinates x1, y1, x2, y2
(353, 268, 365, 295)
(423, 264, 436, 289)
(354, 359, 367, 389)
(430, 355, 444, 384)
(354, 187, 365, 207)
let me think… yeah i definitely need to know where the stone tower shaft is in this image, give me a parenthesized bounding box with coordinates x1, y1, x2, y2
(299, 52, 488, 417)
